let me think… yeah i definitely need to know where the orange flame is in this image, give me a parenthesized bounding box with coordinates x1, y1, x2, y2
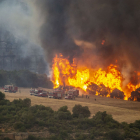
(52, 54, 140, 100)
(52, 55, 60, 88)
(101, 40, 105, 45)
(68, 69, 89, 91)
(91, 64, 122, 92)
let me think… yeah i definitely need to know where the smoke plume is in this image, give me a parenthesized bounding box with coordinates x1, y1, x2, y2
(33, 0, 81, 63)
(1, 0, 140, 77)
(32, 0, 140, 83)
(0, 0, 47, 73)
(68, 0, 140, 69)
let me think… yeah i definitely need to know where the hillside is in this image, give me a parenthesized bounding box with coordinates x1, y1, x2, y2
(1, 88, 140, 123)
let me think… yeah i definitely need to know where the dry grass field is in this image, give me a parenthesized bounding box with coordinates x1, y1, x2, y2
(1, 87, 140, 123)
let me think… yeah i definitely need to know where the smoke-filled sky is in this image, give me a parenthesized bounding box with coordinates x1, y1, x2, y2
(0, 0, 47, 72)
(1, 0, 140, 75)
(0, 0, 44, 57)
(28, 0, 140, 71)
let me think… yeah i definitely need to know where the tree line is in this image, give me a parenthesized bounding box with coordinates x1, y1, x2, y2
(0, 70, 53, 88)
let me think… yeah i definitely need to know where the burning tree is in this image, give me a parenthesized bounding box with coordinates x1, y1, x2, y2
(51, 54, 127, 99)
(51, 54, 140, 101)
(110, 89, 125, 100)
(129, 88, 140, 101)
(25, 1, 140, 102)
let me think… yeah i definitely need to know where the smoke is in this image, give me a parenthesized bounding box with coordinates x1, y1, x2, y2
(32, 0, 82, 63)
(68, 0, 140, 85)
(68, 0, 140, 70)
(0, 0, 41, 54)
(0, 0, 41, 43)
(0, 0, 48, 73)
(2, 1, 139, 79)
(31, 0, 140, 82)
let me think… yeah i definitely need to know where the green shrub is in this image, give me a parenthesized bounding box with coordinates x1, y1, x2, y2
(72, 105, 91, 118)
(59, 130, 68, 138)
(77, 123, 89, 130)
(30, 105, 54, 114)
(93, 111, 119, 128)
(3, 138, 12, 140)
(121, 122, 129, 129)
(0, 92, 5, 100)
(24, 123, 33, 129)
(12, 99, 23, 108)
(0, 99, 10, 105)
(90, 134, 94, 139)
(56, 106, 72, 120)
(23, 98, 31, 107)
(106, 129, 124, 140)
(134, 134, 140, 140)
(58, 106, 68, 112)
(132, 120, 140, 130)
(19, 126, 26, 132)
(75, 118, 93, 130)
(75, 134, 89, 140)
(56, 111, 72, 120)
(0, 115, 4, 123)
(14, 122, 24, 130)
(48, 126, 58, 133)
(46, 118, 57, 127)
(22, 113, 36, 128)
(27, 135, 40, 140)
(36, 110, 53, 118)
(124, 128, 140, 139)
(47, 135, 59, 140)
(90, 128, 104, 137)
(2, 98, 140, 140)
(38, 120, 45, 126)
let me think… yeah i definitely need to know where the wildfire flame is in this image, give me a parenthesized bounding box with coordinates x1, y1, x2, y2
(52, 54, 140, 101)
(101, 40, 105, 45)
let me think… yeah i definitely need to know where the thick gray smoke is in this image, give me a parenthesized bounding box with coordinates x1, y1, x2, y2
(33, 0, 81, 63)
(0, 0, 40, 53)
(33, 0, 140, 70)
(0, 0, 47, 73)
(32, 0, 140, 84)
(2, 0, 140, 80)
(69, 0, 140, 70)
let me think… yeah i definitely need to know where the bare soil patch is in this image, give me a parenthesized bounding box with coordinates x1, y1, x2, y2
(1, 87, 140, 123)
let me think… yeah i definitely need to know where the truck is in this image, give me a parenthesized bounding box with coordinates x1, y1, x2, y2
(48, 92, 54, 98)
(34, 89, 43, 96)
(48, 90, 63, 99)
(64, 89, 79, 100)
(65, 95, 74, 100)
(30, 88, 35, 95)
(30, 88, 44, 96)
(67, 89, 79, 97)
(37, 91, 48, 97)
(53, 90, 63, 99)
(4, 85, 18, 93)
